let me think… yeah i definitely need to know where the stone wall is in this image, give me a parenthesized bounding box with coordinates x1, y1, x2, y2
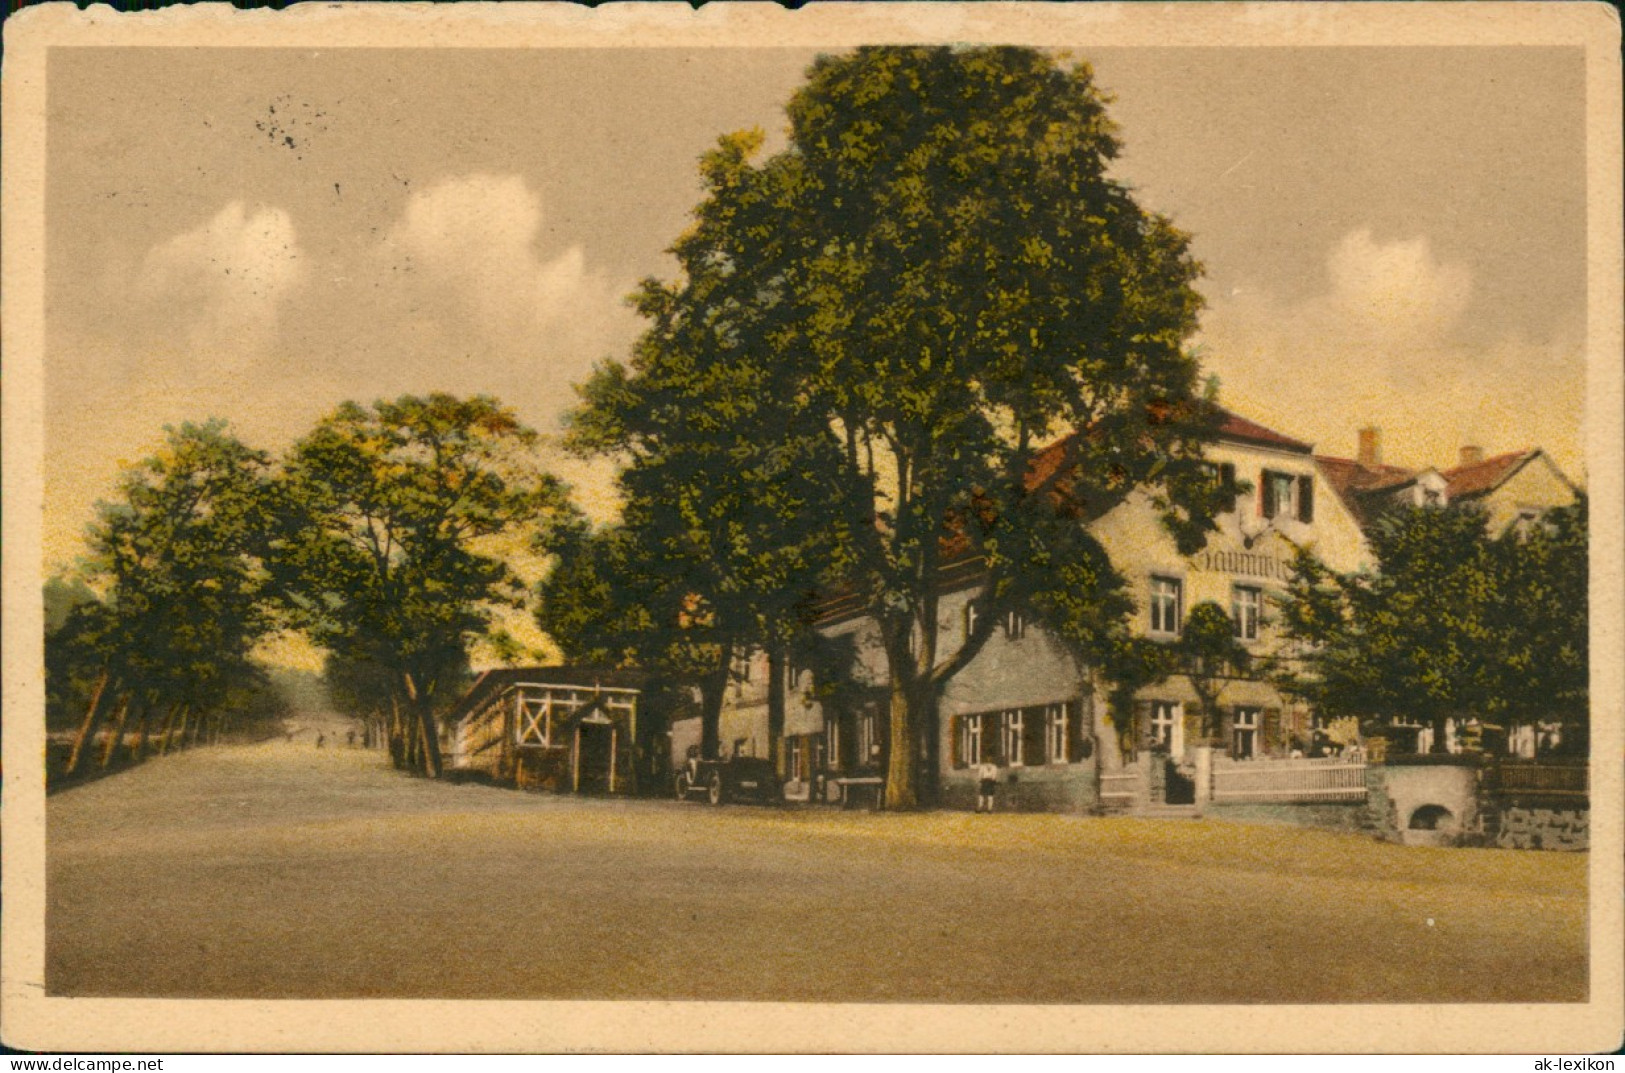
(1485, 804, 1589, 851)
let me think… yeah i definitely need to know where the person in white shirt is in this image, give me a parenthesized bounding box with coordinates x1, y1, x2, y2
(976, 760, 999, 813)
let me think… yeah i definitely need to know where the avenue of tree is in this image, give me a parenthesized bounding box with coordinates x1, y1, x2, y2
(46, 47, 1589, 794)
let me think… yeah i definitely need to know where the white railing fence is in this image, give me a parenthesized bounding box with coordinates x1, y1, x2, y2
(1209, 756, 1368, 803)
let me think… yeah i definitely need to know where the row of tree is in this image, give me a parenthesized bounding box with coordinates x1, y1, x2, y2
(48, 396, 574, 782)
(48, 46, 1588, 798)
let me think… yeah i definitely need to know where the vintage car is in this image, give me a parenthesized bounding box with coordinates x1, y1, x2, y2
(673, 749, 782, 806)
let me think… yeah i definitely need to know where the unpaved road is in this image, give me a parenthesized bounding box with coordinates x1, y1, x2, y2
(47, 737, 1588, 1002)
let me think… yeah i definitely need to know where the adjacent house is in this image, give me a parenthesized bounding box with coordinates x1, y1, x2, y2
(1316, 428, 1581, 536)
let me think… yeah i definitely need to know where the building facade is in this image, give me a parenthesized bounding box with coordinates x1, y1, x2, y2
(712, 408, 1378, 811)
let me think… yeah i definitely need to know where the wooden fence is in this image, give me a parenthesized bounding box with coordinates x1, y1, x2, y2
(1210, 757, 1369, 803)
(1487, 762, 1588, 798)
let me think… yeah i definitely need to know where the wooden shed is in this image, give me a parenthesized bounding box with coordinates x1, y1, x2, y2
(448, 667, 643, 795)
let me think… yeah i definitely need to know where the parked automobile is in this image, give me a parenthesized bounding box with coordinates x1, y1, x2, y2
(674, 747, 782, 806)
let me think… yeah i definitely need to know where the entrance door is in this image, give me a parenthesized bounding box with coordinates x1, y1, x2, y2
(575, 722, 615, 794)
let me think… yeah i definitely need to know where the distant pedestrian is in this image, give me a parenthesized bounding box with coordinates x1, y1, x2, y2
(976, 760, 998, 813)
(347, 729, 356, 748)
(316, 732, 325, 749)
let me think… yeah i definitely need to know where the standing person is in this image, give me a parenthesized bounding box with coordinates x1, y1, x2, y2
(976, 759, 999, 813)
(316, 732, 325, 749)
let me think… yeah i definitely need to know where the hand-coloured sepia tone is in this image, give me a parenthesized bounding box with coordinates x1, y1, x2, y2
(36, 31, 1599, 1023)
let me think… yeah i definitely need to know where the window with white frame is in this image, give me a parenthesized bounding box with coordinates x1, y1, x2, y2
(825, 717, 841, 770)
(1149, 576, 1183, 635)
(785, 736, 804, 781)
(1002, 709, 1025, 767)
(1046, 703, 1069, 764)
(858, 710, 880, 766)
(1004, 609, 1027, 640)
(959, 713, 982, 767)
(965, 600, 981, 639)
(1150, 701, 1182, 755)
(1231, 585, 1262, 641)
(731, 648, 752, 682)
(1232, 707, 1260, 759)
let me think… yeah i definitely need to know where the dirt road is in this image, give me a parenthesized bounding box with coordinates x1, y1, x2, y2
(46, 736, 1588, 1002)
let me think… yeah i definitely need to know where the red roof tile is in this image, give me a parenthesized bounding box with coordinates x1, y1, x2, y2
(1440, 450, 1535, 500)
(1213, 410, 1313, 454)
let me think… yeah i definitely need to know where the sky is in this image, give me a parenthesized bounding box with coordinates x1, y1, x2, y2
(45, 45, 1588, 581)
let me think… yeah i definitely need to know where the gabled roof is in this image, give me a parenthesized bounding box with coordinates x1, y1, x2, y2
(1213, 409, 1314, 454)
(1313, 454, 1421, 530)
(448, 665, 646, 725)
(1026, 406, 1313, 491)
(1439, 449, 1537, 500)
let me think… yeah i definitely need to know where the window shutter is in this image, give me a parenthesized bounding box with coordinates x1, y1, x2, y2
(1023, 706, 1047, 765)
(1220, 462, 1236, 492)
(1182, 706, 1202, 748)
(1068, 698, 1087, 762)
(982, 714, 1000, 765)
(1219, 707, 1235, 754)
(1262, 707, 1283, 757)
(1298, 475, 1314, 523)
(1261, 471, 1277, 519)
(950, 716, 964, 769)
(1133, 699, 1153, 753)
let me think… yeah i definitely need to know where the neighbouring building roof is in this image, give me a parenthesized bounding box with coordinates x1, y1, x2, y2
(1439, 449, 1538, 501)
(1314, 454, 1424, 530)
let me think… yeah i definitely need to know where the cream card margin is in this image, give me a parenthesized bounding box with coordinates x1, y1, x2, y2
(3, 0, 1621, 1054)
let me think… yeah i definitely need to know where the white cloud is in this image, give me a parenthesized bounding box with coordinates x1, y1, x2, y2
(1197, 228, 1583, 477)
(374, 173, 620, 350)
(138, 201, 305, 360)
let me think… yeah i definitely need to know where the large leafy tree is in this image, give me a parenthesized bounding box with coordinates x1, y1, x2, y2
(1274, 501, 1588, 753)
(56, 420, 278, 777)
(564, 132, 858, 761)
(579, 47, 1233, 807)
(274, 394, 576, 777)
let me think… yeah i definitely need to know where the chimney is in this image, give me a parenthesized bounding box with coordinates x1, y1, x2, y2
(1459, 445, 1484, 467)
(1357, 427, 1381, 467)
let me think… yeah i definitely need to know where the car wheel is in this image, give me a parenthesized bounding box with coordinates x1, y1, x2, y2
(707, 773, 725, 806)
(675, 773, 690, 800)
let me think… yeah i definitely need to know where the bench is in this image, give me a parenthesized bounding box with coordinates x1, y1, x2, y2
(832, 776, 885, 811)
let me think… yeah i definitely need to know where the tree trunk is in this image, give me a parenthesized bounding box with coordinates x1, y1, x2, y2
(416, 703, 444, 778)
(388, 696, 407, 768)
(66, 668, 112, 777)
(130, 705, 155, 763)
(98, 694, 134, 769)
(698, 645, 731, 761)
(173, 706, 191, 751)
(401, 673, 443, 777)
(158, 705, 182, 755)
(884, 681, 917, 810)
(767, 646, 787, 775)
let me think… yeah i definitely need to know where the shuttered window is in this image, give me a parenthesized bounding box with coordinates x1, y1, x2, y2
(1297, 475, 1314, 523)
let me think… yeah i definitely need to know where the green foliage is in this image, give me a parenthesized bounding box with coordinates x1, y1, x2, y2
(1274, 501, 1588, 747)
(86, 420, 277, 708)
(570, 46, 1230, 804)
(1174, 600, 1251, 739)
(275, 394, 577, 774)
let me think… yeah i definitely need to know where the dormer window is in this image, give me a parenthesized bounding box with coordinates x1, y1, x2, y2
(1262, 470, 1314, 524)
(1003, 609, 1027, 640)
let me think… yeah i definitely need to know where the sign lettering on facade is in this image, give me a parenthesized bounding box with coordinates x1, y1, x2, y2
(1196, 548, 1292, 581)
